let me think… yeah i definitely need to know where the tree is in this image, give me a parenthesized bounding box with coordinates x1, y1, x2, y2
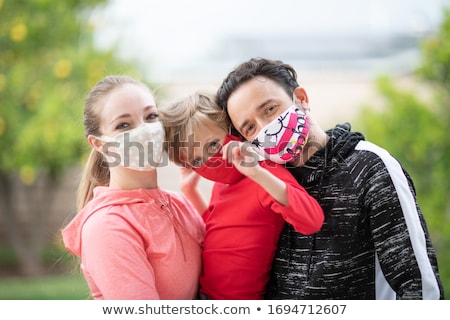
(356, 9, 450, 297)
(0, 0, 144, 275)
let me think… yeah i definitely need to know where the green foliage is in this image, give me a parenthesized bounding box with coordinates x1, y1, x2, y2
(0, 242, 77, 274)
(359, 77, 448, 221)
(356, 9, 450, 298)
(0, 245, 17, 265)
(0, 0, 143, 181)
(0, 242, 88, 299)
(418, 9, 450, 91)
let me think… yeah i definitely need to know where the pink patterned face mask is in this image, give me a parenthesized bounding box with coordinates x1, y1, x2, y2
(251, 105, 310, 164)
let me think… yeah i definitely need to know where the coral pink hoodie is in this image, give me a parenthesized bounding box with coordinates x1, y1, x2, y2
(62, 186, 205, 300)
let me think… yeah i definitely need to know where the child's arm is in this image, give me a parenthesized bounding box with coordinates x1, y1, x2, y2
(243, 163, 289, 205)
(179, 167, 208, 216)
(223, 141, 288, 205)
(224, 141, 324, 234)
(259, 161, 324, 234)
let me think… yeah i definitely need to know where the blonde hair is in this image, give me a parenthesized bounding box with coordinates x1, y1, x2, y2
(159, 90, 229, 166)
(76, 75, 151, 211)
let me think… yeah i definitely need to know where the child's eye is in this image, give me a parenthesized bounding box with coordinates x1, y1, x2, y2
(208, 141, 221, 154)
(192, 157, 203, 168)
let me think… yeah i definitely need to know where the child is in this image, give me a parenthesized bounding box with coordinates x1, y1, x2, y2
(159, 90, 324, 299)
(61, 75, 205, 299)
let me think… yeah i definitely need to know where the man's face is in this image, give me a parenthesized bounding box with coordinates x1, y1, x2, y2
(227, 76, 292, 141)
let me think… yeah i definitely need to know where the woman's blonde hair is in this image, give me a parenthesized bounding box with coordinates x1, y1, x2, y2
(76, 75, 150, 211)
(159, 90, 229, 166)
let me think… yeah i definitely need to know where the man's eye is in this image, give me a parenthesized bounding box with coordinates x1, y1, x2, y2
(245, 124, 255, 137)
(266, 105, 277, 115)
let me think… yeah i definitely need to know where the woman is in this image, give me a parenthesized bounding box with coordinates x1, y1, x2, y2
(62, 75, 205, 300)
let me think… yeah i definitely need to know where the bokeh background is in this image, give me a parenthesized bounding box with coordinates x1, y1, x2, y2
(0, 0, 449, 299)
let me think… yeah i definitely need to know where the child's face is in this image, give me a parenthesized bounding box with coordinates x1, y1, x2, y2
(187, 124, 228, 168)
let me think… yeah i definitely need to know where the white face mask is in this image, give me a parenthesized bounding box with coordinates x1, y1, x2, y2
(251, 105, 310, 164)
(98, 121, 165, 171)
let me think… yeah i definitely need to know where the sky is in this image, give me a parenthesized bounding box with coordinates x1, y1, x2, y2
(91, 0, 450, 82)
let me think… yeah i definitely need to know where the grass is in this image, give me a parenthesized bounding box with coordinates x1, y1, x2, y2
(0, 243, 91, 300)
(0, 273, 91, 300)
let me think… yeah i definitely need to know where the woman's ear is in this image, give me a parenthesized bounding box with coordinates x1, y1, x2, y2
(87, 135, 104, 153)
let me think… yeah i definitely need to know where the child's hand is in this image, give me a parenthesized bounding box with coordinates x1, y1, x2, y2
(222, 141, 262, 179)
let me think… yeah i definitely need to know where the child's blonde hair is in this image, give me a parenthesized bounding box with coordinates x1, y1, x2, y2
(160, 90, 229, 166)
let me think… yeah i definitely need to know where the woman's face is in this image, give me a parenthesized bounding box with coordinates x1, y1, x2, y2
(99, 83, 159, 137)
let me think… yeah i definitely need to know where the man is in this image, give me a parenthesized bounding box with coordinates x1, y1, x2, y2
(216, 57, 444, 299)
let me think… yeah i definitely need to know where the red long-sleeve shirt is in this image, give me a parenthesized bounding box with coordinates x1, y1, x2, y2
(199, 161, 324, 299)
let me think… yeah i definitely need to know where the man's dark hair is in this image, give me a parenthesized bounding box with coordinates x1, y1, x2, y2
(217, 57, 299, 113)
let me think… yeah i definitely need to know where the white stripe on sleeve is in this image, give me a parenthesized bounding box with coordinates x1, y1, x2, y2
(356, 141, 440, 299)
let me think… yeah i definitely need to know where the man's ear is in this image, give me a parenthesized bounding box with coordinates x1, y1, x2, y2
(87, 135, 104, 153)
(294, 87, 309, 103)
(294, 87, 310, 111)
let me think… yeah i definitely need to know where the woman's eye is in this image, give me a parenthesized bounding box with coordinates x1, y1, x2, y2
(146, 113, 159, 121)
(116, 122, 129, 130)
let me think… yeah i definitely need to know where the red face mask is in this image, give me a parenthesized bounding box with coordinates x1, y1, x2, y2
(193, 134, 245, 185)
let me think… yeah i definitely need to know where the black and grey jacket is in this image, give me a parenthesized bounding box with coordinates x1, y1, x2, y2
(266, 123, 444, 299)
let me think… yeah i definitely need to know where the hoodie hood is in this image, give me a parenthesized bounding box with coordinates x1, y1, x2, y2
(61, 186, 159, 257)
(306, 122, 364, 170)
(287, 123, 365, 186)
(324, 122, 365, 165)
